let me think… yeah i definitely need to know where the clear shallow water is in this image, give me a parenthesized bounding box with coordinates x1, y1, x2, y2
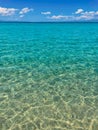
(0, 22, 98, 130)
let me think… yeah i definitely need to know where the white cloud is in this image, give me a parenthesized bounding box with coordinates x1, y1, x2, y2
(0, 6, 34, 18)
(0, 7, 18, 16)
(82, 11, 98, 16)
(79, 11, 98, 20)
(41, 11, 51, 15)
(75, 9, 84, 14)
(48, 9, 98, 21)
(49, 15, 68, 20)
(49, 14, 94, 21)
(75, 15, 93, 21)
(48, 15, 76, 21)
(19, 8, 33, 15)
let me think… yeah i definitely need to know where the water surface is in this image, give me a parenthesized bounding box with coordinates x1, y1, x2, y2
(0, 23, 98, 130)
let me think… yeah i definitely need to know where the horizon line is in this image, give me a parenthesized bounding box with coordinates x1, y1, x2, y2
(0, 21, 98, 23)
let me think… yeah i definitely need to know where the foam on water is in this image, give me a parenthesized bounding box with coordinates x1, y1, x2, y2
(0, 23, 98, 130)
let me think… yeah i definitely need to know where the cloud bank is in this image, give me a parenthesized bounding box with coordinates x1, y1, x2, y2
(0, 7, 33, 18)
(0, 7, 98, 21)
(48, 9, 98, 21)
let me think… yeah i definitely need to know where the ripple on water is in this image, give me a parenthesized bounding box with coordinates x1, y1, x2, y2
(0, 23, 98, 130)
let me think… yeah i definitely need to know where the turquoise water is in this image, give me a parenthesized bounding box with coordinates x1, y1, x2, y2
(0, 23, 98, 130)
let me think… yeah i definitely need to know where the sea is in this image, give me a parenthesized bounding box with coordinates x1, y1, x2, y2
(0, 22, 98, 130)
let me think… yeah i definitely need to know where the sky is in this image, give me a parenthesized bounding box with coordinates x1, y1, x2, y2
(0, 0, 98, 22)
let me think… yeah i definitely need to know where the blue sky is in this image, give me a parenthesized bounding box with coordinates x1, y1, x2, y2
(0, 0, 98, 21)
